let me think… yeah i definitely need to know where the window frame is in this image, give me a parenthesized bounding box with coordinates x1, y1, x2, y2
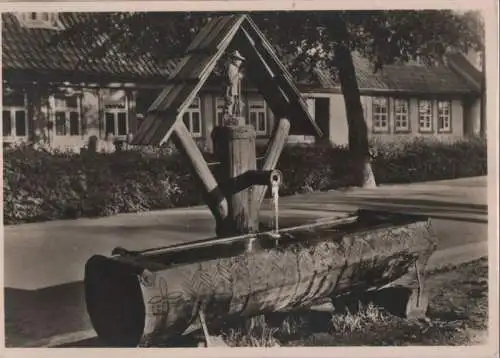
(19, 12, 61, 29)
(182, 96, 202, 138)
(418, 99, 434, 133)
(103, 90, 129, 137)
(393, 98, 410, 133)
(247, 97, 268, 136)
(53, 93, 82, 137)
(2, 89, 28, 139)
(372, 97, 390, 133)
(437, 100, 452, 133)
(215, 97, 225, 127)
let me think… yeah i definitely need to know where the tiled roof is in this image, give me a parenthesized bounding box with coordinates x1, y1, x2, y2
(308, 53, 479, 95)
(2, 13, 480, 96)
(1, 12, 168, 82)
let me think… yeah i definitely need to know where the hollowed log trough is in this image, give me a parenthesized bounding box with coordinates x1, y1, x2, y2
(84, 209, 437, 347)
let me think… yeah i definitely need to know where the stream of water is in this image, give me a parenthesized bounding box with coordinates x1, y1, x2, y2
(272, 181, 279, 234)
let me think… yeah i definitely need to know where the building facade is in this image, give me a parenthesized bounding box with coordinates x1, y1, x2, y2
(2, 12, 484, 153)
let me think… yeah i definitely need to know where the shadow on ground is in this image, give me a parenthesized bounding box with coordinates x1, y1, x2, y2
(284, 194, 487, 224)
(4, 282, 92, 347)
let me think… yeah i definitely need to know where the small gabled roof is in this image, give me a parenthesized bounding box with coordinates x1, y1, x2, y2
(131, 14, 323, 146)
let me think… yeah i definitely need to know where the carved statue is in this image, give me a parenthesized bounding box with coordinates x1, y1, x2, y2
(222, 50, 245, 124)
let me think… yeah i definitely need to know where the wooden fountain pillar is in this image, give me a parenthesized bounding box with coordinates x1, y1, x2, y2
(213, 122, 259, 236)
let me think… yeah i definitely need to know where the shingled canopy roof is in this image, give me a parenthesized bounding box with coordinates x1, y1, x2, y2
(132, 14, 323, 146)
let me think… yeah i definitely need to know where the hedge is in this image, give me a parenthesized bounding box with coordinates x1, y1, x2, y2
(3, 136, 487, 225)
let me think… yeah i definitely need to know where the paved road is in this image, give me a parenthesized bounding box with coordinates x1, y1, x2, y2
(3, 176, 490, 347)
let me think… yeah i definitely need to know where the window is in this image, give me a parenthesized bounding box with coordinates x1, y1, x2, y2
(247, 98, 267, 135)
(418, 100, 433, 132)
(19, 12, 60, 29)
(54, 94, 80, 136)
(2, 90, 28, 138)
(372, 97, 389, 133)
(393, 99, 410, 132)
(216, 97, 225, 126)
(103, 90, 128, 137)
(182, 96, 202, 137)
(437, 100, 452, 133)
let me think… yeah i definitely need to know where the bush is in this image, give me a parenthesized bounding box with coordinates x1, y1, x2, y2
(370, 136, 487, 183)
(3, 145, 203, 224)
(277, 144, 357, 195)
(3, 137, 486, 224)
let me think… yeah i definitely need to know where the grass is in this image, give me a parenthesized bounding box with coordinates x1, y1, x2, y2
(220, 315, 281, 347)
(214, 257, 489, 347)
(330, 302, 389, 333)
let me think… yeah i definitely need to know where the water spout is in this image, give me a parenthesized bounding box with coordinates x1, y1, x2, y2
(269, 170, 282, 244)
(272, 181, 279, 234)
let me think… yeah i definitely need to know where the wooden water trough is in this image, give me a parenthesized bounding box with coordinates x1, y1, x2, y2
(85, 210, 437, 347)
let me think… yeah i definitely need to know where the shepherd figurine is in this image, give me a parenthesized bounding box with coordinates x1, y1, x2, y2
(222, 50, 245, 124)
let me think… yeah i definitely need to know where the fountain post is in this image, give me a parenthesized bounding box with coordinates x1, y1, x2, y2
(213, 124, 258, 236)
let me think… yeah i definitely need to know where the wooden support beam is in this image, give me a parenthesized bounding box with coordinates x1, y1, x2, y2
(172, 121, 229, 228)
(251, 118, 290, 215)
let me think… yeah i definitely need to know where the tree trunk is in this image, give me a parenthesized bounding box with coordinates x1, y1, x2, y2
(333, 41, 377, 188)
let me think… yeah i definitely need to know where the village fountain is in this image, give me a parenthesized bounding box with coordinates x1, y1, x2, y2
(83, 14, 438, 347)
